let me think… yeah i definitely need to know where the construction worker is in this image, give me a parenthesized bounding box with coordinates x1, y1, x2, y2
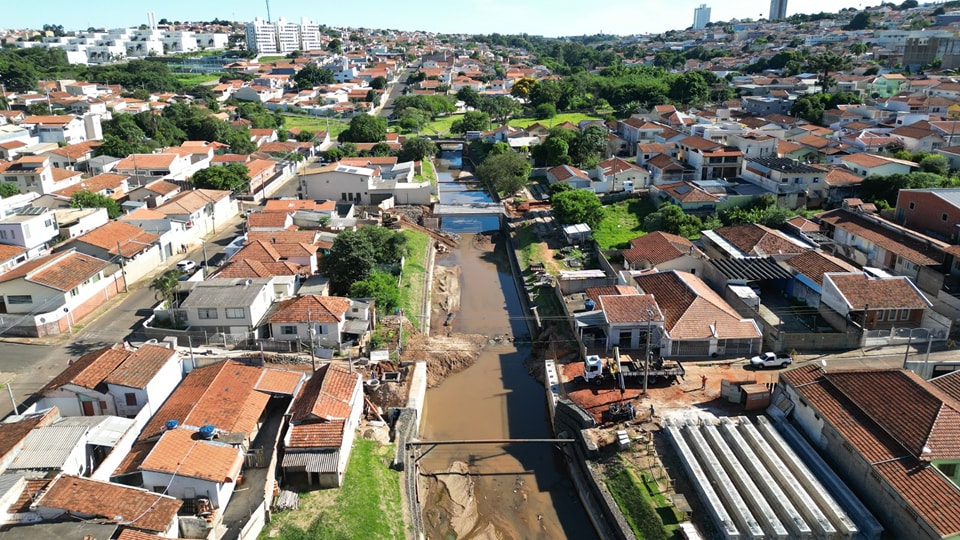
(700, 374, 708, 390)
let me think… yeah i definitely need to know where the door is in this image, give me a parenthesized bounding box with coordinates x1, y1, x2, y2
(81, 400, 94, 416)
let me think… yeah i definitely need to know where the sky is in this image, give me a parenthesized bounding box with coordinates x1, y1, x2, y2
(8, 0, 865, 37)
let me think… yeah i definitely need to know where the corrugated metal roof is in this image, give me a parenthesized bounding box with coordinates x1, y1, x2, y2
(708, 256, 794, 281)
(282, 450, 339, 473)
(10, 425, 89, 470)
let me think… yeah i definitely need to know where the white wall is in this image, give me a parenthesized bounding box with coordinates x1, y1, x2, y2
(141, 470, 235, 509)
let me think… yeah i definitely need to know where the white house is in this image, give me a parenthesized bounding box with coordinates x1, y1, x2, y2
(598, 293, 664, 351)
(139, 427, 245, 510)
(282, 364, 363, 487)
(0, 206, 60, 258)
(154, 189, 236, 244)
(112, 152, 193, 184)
(740, 157, 828, 209)
(299, 162, 431, 205)
(33, 343, 184, 421)
(19, 115, 88, 145)
(177, 277, 277, 334)
(267, 295, 351, 347)
(594, 157, 650, 192)
(0, 249, 122, 337)
(833, 153, 918, 177)
(68, 221, 164, 284)
(0, 155, 84, 195)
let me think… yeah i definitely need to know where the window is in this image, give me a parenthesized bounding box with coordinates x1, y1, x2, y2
(280, 325, 297, 335)
(317, 324, 327, 335)
(0, 231, 6, 240)
(341, 192, 348, 201)
(909, 201, 916, 209)
(70, 287, 79, 297)
(125, 393, 137, 406)
(877, 310, 885, 321)
(943, 213, 950, 222)
(812, 177, 820, 183)
(7, 295, 31, 305)
(900, 309, 910, 320)
(941, 463, 958, 477)
(887, 309, 897, 321)
(225, 307, 245, 319)
(197, 308, 217, 319)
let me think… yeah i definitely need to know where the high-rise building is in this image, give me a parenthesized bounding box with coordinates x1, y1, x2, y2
(245, 16, 323, 54)
(769, 0, 788, 20)
(693, 4, 711, 30)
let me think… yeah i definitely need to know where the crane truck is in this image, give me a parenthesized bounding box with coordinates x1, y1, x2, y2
(582, 348, 684, 386)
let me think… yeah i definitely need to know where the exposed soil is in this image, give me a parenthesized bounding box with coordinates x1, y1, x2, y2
(430, 265, 461, 335)
(401, 331, 487, 387)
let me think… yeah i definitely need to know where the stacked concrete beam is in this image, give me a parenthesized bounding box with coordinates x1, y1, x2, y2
(754, 416, 860, 538)
(701, 422, 788, 539)
(683, 420, 765, 539)
(770, 417, 884, 539)
(719, 418, 812, 539)
(738, 418, 839, 538)
(664, 419, 741, 539)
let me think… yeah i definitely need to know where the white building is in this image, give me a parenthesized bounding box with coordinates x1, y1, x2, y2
(246, 17, 323, 54)
(693, 4, 711, 30)
(0, 207, 60, 259)
(300, 162, 432, 205)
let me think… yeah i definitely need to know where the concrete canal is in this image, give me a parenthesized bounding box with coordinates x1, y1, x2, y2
(418, 148, 595, 539)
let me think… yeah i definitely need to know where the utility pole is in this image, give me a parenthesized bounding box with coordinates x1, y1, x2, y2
(116, 242, 127, 292)
(307, 309, 316, 372)
(201, 243, 209, 278)
(644, 309, 652, 396)
(187, 335, 197, 370)
(903, 329, 915, 369)
(5, 379, 18, 416)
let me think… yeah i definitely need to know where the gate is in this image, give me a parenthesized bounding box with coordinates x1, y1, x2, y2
(245, 448, 267, 468)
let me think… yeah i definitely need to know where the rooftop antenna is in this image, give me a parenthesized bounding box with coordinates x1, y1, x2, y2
(265, 0, 272, 22)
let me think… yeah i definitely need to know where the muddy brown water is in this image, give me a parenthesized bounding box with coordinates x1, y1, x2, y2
(420, 233, 596, 539)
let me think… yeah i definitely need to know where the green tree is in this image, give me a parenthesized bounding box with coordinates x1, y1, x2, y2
(844, 12, 872, 30)
(349, 271, 400, 313)
(456, 85, 481, 109)
(806, 52, 853, 93)
(322, 229, 377, 295)
(535, 103, 557, 119)
(475, 151, 531, 196)
(356, 226, 408, 264)
(450, 110, 490, 133)
(70, 190, 122, 219)
(338, 114, 387, 143)
(551, 189, 603, 228)
(368, 142, 393, 157)
(369, 76, 388, 90)
(151, 268, 185, 326)
(850, 42, 868, 59)
(668, 71, 710, 107)
(548, 182, 574, 196)
(487, 142, 510, 156)
(293, 64, 335, 89)
(191, 163, 250, 192)
(643, 204, 705, 238)
(919, 155, 949, 176)
(479, 95, 522, 124)
(398, 137, 436, 162)
(327, 38, 342, 54)
(0, 183, 19, 197)
(544, 136, 571, 166)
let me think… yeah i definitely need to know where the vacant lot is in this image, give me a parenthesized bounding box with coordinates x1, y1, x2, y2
(508, 112, 602, 129)
(281, 114, 350, 138)
(593, 198, 656, 250)
(262, 438, 404, 540)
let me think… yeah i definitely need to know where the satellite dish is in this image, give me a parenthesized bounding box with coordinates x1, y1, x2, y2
(821, 359, 827, 367)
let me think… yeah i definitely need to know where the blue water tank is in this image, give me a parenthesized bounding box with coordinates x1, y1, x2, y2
(165, 419, 179, 431)
(584, 299, 596, 311)
(199, 424, 216, 439)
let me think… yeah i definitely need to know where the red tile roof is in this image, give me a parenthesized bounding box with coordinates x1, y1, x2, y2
(141, 428, 244, 483)
(713, 223, 808, 256)
(782, 367, 960, 536)
(622, 231, 697, 267)
(255, 369, 303, 395)
(818, 209, 946, 266)
(269, 295, 350, 324)
(36, 474, 181, 533)
(138, 360, 273, 442)
(0, 250, 109, 292)
(634, 270, 761, 340)
(584, 285, 638, 305)
(599, 294, 662, 324)
(784, 251, 857, 286)
(103, 344, 178, 389)
(824, 273, 932, 310)
(76, 221, 159, 257)
(287, 420, 346, 448)
(289, 364, 359, 424)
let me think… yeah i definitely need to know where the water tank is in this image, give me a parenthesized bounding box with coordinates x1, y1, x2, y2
(584, 299, 596, 311)
(165, 419, 179, 431)
(199, 424, 216, 439)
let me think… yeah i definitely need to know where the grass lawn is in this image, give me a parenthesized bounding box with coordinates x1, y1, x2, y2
(422, 113, 463, 136)
(515, 224, 556, 273)
(174, 72, 225, 86)
(399, 230, 431, 327)
(605, 462, 681, 540)
(258, 55, 287, 63)
(414, 158, 436, 184)
(262, 439, 405, 540)
(509, 112, 602, 129)
(593, 198, 656, 250)
(281, 114, 351, 138)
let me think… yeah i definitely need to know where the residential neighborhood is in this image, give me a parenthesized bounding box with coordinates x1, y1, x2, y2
(4, 1, 960, 539)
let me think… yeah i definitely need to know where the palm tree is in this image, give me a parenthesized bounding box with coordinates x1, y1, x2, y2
(151, 269, 184, 326)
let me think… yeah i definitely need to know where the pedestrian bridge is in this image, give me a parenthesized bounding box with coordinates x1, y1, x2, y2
(433, 202, 506, 216)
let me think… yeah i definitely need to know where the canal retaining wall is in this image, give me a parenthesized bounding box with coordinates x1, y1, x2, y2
(394, 361, 428, 537)
(545, 360, 636, 540)
(502, 217, 540, 339)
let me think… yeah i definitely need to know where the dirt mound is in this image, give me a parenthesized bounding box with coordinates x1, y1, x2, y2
(401, 332, 486, 387)
(431, 265, 461, 334)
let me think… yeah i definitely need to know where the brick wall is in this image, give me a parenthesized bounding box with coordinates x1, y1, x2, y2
(896, 191, 960, 241)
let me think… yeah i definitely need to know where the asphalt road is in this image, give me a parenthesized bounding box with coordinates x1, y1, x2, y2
(378, 65, 418, 120)
(0, 214, 249, 417)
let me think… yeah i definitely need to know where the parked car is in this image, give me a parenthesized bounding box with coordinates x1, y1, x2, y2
(749, 352, 792, 369)
(176, 260, 197, 273)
